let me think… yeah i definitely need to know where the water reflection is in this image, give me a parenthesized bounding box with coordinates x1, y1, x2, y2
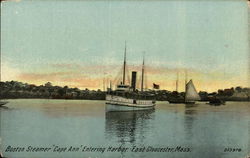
(183, 104, 229, 158)
(184, 105, 198, 140)
(0, 100, 248, 158)
(0, 105, 9, 110)
(39, 100, 105, 118)
(248, 119, 250, 154)
(105, 110, 155, 144)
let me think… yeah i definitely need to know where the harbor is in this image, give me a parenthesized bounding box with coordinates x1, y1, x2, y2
(1, 0, 249, 158)
(0, 99, 249, 158)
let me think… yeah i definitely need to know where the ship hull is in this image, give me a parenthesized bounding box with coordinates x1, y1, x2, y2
(105, 94, 155, 112)
(106, 103, 155, 112)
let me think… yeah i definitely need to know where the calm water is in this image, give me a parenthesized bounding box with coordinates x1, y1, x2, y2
(0, 99, 249, 158)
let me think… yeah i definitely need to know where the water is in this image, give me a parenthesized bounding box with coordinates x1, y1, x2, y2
(0, 99, 249, 158)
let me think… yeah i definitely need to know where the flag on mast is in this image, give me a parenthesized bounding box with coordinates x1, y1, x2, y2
(153, 83, 160, 89)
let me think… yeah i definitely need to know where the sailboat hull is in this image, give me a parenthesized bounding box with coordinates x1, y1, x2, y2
(168, 98, 185, 104)
(168, 100, 185, 104)
(168, 101, 196, 104)
(184, 101, 196, 104)
(168, 98, 196, 104)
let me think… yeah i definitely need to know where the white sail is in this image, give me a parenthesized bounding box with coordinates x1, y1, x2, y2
(185, 80, 200, 102)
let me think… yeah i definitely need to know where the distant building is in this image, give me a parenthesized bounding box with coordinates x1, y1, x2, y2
(230, 91, 249, 101)
(223, 88, 234, 96)
(45, 82, 52, 87)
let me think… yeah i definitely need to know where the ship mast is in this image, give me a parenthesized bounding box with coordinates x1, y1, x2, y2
(141, 52, 145, 92)
(122, 41, 127, 85)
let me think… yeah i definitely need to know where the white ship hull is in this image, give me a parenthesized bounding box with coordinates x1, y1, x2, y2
(105, 94, 155, 112)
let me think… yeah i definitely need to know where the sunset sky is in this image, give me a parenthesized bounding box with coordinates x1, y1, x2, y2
(1, 0, 249, 92)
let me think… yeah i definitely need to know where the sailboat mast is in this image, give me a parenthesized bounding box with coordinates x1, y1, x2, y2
(122, 41, 126, 85)
(110, 81, 112, 90)
(176, 71, 179, 92)
(141, 53, 145, 92)
(185, 70, 188, 88)
(184, 70, 188, 101)
(103, 78, 105, 91)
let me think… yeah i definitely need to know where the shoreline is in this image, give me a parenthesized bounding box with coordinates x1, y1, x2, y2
(1, 81, 250, 102)
(2, 98, 250, 102)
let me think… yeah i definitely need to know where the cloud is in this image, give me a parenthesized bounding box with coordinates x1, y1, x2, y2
(19, 72, 72, 81)
(1, 61, 21, 81)
(17, 71, 101, 89)
(2, 60, 248, 91)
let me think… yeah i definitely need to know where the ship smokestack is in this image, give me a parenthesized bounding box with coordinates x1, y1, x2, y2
(131, 71, 137, 91)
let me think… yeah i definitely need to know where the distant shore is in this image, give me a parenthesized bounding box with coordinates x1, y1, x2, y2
(1, 81, 249, 102)
(2, 98, 250, 103)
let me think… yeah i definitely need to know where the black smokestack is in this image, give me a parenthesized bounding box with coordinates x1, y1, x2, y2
(131, 71, 137, 91)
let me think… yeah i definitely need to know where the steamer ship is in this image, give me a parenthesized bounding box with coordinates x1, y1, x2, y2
(105, 43, 156, 112)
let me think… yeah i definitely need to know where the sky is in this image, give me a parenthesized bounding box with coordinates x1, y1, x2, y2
(1, 0, 249, 92)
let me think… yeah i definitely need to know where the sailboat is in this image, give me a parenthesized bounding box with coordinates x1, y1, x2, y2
(184, 79, 201, 104)
(105, 43, 156, 112)
(168, 72, 200, 104)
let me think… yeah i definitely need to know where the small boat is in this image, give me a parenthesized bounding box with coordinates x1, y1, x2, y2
(208, 98, 225, 106)
(168, 93, 185, 104)
(168, 72, 185, 104)
(105, 42, 156, 112)
(168, 98, 185, 104)
(0, 101, 8, 106)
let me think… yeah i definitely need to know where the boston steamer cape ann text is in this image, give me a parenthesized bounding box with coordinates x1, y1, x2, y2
(5, 146, 51, 152)
(5, 145, 191, 153)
